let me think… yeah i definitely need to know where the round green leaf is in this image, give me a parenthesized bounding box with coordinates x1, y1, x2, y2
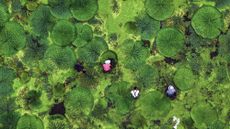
(135, 14, 160, 40)
(191, 103, 218, 128)
(156, 28, 184, 57)
(70, 0, 98, 21)
(65, 86, 94, 116)
(49, 0, 72, 19)
(0, 4, 8, 27)
(75, 23, 93, 42)
(77, 37, 108, 66)
(45, 46, 76, 69)
(0, 22, 26, 56)
(218, 30, 230, 62)
(136, 91, 171, 120)
(17, 114, 44, 129)
(22, 37, 48, 66)
(30, 5, 54, 37)
(135, 64, 159, 88)
(191, 6, 224, 39)
(120, 39, 150, 70)
(173, 67, 196, 91)
(0, 66, 16, 96)
(51, 20, 75, 47)
(145, 0, 175, 21)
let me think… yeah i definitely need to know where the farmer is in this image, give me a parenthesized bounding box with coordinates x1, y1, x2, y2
(102, 58, 116, 72)
(74, 61, 86, 73)
(102, 59, 112, 72)
(131, 87, 139, 99)
(165, 85, 177, 99)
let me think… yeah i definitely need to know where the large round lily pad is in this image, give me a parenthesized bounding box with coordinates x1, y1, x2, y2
(75, 23, 93, 42)
(49, 0, 72, 19)
(173, 67, 196, 91)
(16, 114, 44, 129)
(191, 103, 218, 128)
(218, 30, 230, 62)
(30, 5, 54, 37)
(45, 46, 76, 69)
(0, 66, 16, 96)
(105, 81, 132, 115)
(0, 4, 8, 27)
(70, 0, 98, 21)
(136, 91, 171, 120)
(77, 37, 108, 66)
(156, 28, 184, 57)
(120, 39, 150, 70)
(191, 6, 224, 39)
(145, 0, 175, 21)
(51, 20, 75, 47)
(135, 64, 159, 88)
(65, 86, 94, 116)
(0, 22, 26, 56)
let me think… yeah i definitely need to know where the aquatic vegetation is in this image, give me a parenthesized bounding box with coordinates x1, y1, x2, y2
(0, 0, 229, 128)
(192, 6, 224, 39)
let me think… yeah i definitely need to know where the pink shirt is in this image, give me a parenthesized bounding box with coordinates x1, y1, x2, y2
(103, 64, 111, 72)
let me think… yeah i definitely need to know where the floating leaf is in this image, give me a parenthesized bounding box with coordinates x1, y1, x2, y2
(70, 0, 98, 21)
(16, 114, 44, 129)
(191, 6, 224, 39)
(45, 46, 76, 69)
(191, 103, 218, 128)
(145, 0, 175, 21)
(173, 67, 196, 91)
(49, 0, 72, 19)
(51, 20, 75, 47)
(136, 91, 171, 120)
(0, 22, 26, 56)
(156, 28, 184, 57)
(65, 86, 94, 116)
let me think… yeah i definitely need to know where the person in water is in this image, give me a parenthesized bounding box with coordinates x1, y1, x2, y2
(102, 58, 116, 72)
(131, 87, 140, 99)
(74, 61, 86, 73)
(165, 85, 177, 99)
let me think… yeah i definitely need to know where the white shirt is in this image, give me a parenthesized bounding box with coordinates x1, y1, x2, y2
(131, 89, 139, 98)
(105, 60, 111, 64)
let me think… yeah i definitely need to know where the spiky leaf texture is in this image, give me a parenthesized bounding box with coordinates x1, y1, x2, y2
(0, 66, 16, 96)
(51, 20, 75, 47)
(219, 30, 230, 62)
(135, 14, 160, 40)
(47, 115, 70, 129)
(0, 22, 26, 56)
(16, 114, 44, 129)
(70, 0, 98, 21)
(0, 4, 8, 27)
(65, 86, 94, 116)
(136, 91, 171, 120)
(173, 67, 196, 91)
(192, 6, 224, 39)
(45, 46, 76, 69)
(135, 64, 159, 88)
(30, 5, 54, 37)
(191, 103, 218, 128)
(105, 81, 132, 115)
(145, 0, 175, 21)
(49, 0, 72, 19)
(77, 37, 108, 66)
(156, 28, 184, 57)
(120, 39, 150, 70)
(22, 36, 48, 66)
(75, 23, 93, 42)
